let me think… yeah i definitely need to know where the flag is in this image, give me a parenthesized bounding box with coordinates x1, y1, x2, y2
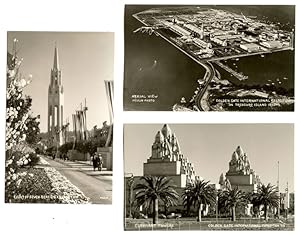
(105, 80, 114, 124)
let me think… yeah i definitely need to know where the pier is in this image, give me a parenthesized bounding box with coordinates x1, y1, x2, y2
(214, 61, 248, 81)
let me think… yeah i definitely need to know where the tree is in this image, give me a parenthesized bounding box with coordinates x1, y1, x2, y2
(186, 179, 216, 222)
(127, 175, 134, 218)
(182, 183, 194, 216)
(6, 41, 35, 187)
(133, 176, 179, 224)
(254, 183, 279, 220)
(217, 189, 230, 217)
(220, 187, 248, 221)
(25, 115, 40, 145)
(58, 142, 73, 155)
(245, 191, 261, 217)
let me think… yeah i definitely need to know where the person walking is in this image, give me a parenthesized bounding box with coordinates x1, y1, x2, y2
(96, 154, 101, 171)
(92, 153, 97, 171)
(98, 154, 103, 171)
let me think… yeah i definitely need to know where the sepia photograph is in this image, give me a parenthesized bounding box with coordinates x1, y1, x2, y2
(124, 5, 295, 111)
(124, 124, 294, 230)
(5, 32, 114, 204)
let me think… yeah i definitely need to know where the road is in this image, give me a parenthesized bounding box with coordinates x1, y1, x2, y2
(194, 61, 215, 111)
(44, 156, 112, 204)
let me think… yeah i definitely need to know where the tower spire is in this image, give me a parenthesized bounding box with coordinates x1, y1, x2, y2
(53, 43, 59, 70)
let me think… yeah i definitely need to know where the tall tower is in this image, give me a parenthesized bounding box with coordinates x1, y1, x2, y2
(48, 45, 64, 146)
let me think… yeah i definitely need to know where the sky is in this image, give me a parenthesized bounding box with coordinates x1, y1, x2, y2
(124, 124, 294, 193)
(7, 32, 114, 132)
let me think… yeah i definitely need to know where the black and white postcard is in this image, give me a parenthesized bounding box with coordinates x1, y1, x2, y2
(124, 5, 295, 111)
(124, 124, 294, 230)
(5, 32, 114, 204)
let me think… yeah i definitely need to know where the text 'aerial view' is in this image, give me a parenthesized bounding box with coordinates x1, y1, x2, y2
(124, 5, 294, 111)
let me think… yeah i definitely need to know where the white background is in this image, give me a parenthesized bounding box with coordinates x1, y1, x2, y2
(0, 0, 298, 236)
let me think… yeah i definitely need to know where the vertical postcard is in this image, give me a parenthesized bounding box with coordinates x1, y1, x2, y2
(124, 124, 294, 230)
(5, 32, 114, 204)
(124, 5, 295, 111)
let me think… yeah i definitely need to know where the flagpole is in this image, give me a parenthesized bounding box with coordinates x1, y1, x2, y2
(286, 182, 289, 219)
(277, 161, 280, 218)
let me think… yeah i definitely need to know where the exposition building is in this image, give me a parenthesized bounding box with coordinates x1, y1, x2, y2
(219, 145, 261, 193)
(125, 124, 262, 217)
(125, 124, 212, 217)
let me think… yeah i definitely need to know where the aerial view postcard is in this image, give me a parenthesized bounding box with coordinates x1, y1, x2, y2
(124, 5, 295, 111)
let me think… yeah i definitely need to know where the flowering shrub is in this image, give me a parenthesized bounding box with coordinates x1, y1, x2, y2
(43, 167, 90, 204)
(5, 41, 41, 202)
(6, 168, 60, 203)
(27, 153, 40, 167)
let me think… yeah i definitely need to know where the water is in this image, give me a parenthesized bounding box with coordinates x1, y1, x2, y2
(124, 5, 295, 110)
(219, 50, 294, 90)
(124, 5, 205, 111)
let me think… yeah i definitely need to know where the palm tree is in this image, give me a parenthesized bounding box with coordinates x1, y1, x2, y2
(221, 187, 248, 221)
(126, 175, 134, 218)
(254, 183, 279, 221)
(186, 180, 216, 222)
(133, 176, 179, 224)
(217, 189, 230, 217)
(182, 183, 193, 216)
(245, 191, 261, 218)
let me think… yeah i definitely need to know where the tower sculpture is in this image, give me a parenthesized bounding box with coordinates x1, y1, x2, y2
(48, 45, 64, 146)
(223, 146, 261, 192)
(144, 124, 200, 187)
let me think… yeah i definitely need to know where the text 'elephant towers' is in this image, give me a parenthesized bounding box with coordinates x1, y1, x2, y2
(48, 45, 64, 146)
(144, 124, 201, 188)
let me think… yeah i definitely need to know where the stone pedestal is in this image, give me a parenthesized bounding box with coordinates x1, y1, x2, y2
(97, 146, 113, 171)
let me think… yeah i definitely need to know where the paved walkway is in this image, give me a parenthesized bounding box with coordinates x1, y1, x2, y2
(43, 156, 112, 204)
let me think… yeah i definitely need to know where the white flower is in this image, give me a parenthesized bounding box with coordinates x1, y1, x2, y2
(12, 174, 17, 180)
(16, 78, 27, 88)
(16, 179, 22, 187)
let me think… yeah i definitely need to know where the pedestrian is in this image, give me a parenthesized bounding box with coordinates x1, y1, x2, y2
(98, 154, 103, 171)
(96, 154, 100, 171)
(92, 153, 97, 171)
